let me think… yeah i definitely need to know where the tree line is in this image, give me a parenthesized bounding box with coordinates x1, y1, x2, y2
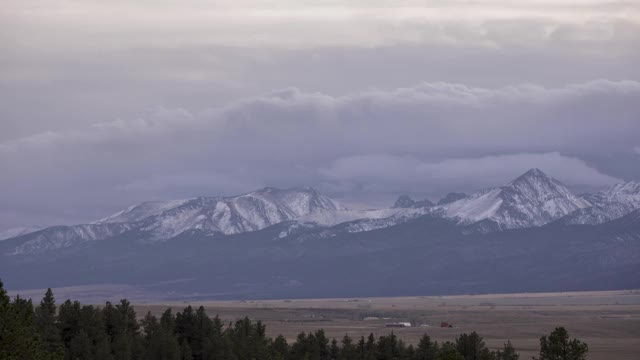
(0, 280, 589, 360)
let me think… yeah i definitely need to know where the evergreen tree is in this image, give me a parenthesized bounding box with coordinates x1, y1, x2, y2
(203, 315, 226, 360)
(180, 340, 193, 360)
(495, 341, 518, 360)
(0, 291, 53, 360)
(58, 299, 83, 356)
(2, 278, 540, 360)
(142, 311, 180, 360)
(94, 337, 114, 360)
(35, 288, 63, 356)
(535, 327, 588, 360)
(339, 335, 357, 360)
(176, 306, 196, 358)
(85, 305, 110, 358)
(376, 332, 407, 359)
(68, 329, 93, 359)
(314, 329, 331, 360)
(191, 306, 213, 359)
(330, 338, 340, 360)
(103, 299, 142, 360)
(356, 336, 366, 359)
(0, 279, 14, 358)
(415, 334, 438, 360)
(364, 333, 377, 360)
(406, 344, 416, 360)
(270, 334, 289, 360)
(455, 332, 487, 360)
(290, 330, 331, 360)
(438, 342, 464, 360)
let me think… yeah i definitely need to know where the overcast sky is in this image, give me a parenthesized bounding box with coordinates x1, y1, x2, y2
(1, 0, 639, 229)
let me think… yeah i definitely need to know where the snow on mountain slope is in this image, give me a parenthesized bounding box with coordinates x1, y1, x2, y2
(7, 223, 133, 255)
(562, 181, 640, 225)
(4, 173, 638, 254)
(3, 187, 345, 252)
(438, 169, 591, 229)
(0, 226, 41, 241)
(94, 200, 190, 224)
(136, 187, 344, 240)
(299, 208, 404, 227)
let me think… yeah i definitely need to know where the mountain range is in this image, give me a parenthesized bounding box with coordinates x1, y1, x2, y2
(2, 169, 639, 299)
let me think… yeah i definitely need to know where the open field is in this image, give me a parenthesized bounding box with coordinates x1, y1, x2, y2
(11, 287, 640, 360)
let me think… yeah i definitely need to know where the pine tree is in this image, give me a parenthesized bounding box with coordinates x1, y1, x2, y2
(415, 334, 438, 360)
(103, 299, 142, 360)
(80, 304, 110, 360)
(203, 315, 226, 360)
(494, 341, 518, 360)
(377, 332, 405, 359)
(0, 279, 12, 357)
(190, 306, 213, 360)
(330, 338, 340, 360)
(35, 288, 63, 356)
(142, 311, 180, 360)
(0, 291, 51, 360)
(270, 335, 289, 360)
(58, 299, 83, 354)
(313, 329, 331, 360)
(535, 327, 588, 360)
(438, 342, 465, 360)
(455, 332, 487, 360)
(356, 336, 366, 359)
(68, 329, 93, 359)
(339, 335, 357, 360)
(180, 340, 193, 360)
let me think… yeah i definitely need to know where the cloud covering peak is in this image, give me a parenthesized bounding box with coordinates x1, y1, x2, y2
(1, 79, 638, 229)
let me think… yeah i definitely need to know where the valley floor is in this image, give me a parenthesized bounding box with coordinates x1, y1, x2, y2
(13, 286, 638, 360)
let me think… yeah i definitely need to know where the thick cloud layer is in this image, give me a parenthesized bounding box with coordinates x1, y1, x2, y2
(2, 1, 640, 141)
(1, 80, 639, 228)
(1, 1, 639, 229)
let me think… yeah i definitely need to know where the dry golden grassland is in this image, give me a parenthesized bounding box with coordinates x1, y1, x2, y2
(132, 290, 640, 360)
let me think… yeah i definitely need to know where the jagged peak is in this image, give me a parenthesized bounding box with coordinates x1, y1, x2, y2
(392, 195, 433, 209)
(504, 168, 571, 193)
(437, 192, 468, 205)
(393, 195, 415, 208)
(511, 168, 554, 183)
(606, 180, 640, 193)
(525, 168, 546, 176)
(247, 186, 321, 196)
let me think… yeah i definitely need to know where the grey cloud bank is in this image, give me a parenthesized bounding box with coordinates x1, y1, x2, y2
(1, 0, 639, 230)
(2, 1, 640, 141)
(1, 79, 639, 229)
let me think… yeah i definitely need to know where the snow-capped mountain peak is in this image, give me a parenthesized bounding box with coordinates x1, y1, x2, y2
(94, 200, 190, 224)
(105, 187, 344, 240)
(392, 195, 434, 209)
(597, 181, 640, 204)
(2, 187, 344, 254)
(439, 168, 590, 229)
(3, 173, 639, 256)
(393, 195, 416, 208)
(561, 180, 640, 225)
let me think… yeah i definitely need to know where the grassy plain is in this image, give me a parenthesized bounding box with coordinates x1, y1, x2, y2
(137, 290, 640, 360)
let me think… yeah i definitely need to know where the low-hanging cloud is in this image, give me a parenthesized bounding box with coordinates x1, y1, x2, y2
(319, 152, 621, 193)
(0, 79, 639, 228)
